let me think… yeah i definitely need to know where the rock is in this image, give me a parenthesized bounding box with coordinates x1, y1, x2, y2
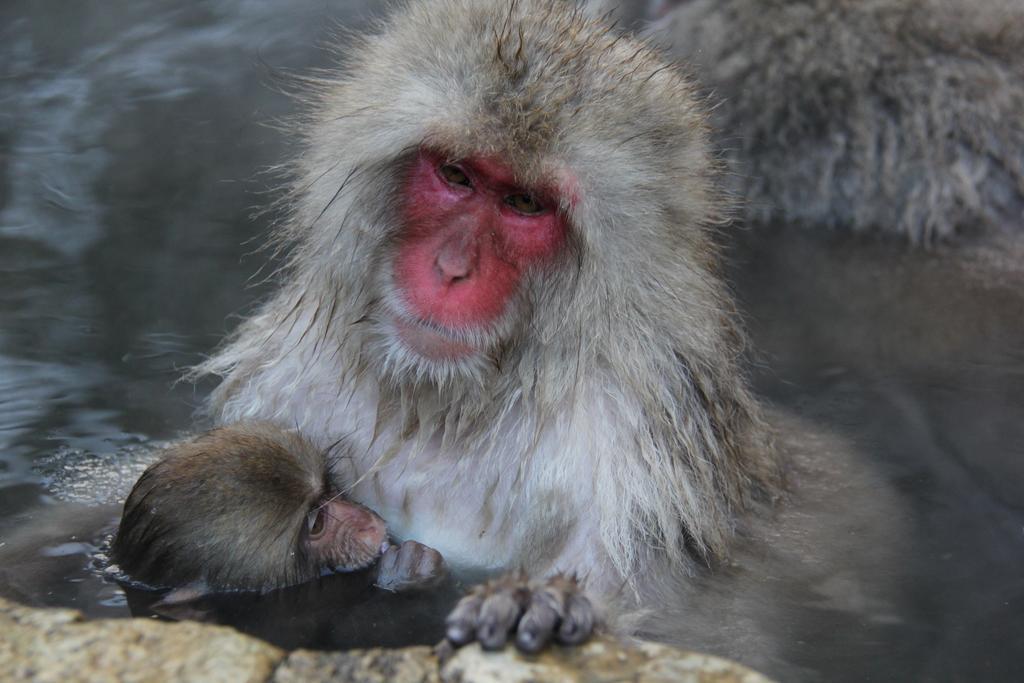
(0, 597, 283, 683)
(274, 648, 439, 683)
(0, 597, 774, 683)
(439, 639, 773, 683)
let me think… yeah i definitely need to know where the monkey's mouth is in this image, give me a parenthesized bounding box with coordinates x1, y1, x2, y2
(391, 315, 477, 361)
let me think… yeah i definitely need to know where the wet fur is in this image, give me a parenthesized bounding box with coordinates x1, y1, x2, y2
(190, 0, 779, 609)
(655, 0, 1024, 244)
(111, 424, 339, 590)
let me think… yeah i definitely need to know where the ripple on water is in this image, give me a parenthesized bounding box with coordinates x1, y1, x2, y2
(34, 442, 164, 506)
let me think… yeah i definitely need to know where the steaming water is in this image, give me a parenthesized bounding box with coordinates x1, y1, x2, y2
(1, 1, 1022, 680)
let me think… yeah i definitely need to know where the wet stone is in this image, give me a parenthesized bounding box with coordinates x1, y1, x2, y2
(0, 596, 283, 682)
(274, 647, 440, 683)
(0, 596, 774, 683)
(439, 639, 774, 683)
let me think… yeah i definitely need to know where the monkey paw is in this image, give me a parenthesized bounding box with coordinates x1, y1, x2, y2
(375, 540, 447, 592)
(445, 573, 596, 654)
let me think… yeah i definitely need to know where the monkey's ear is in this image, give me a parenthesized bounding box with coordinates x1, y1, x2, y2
(149, 582, 214, 623)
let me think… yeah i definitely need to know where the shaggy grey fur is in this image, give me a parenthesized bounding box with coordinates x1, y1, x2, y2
(657, 0, 1024, 243)
(191, 0, 779, 601)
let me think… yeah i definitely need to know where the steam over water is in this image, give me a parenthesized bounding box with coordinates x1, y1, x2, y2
(1, 1, 1022, 680)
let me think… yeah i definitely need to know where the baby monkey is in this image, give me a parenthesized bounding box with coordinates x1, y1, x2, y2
(110, 423, 445, 596)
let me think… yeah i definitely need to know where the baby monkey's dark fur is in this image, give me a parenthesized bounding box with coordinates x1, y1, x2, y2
(111, 423, 444, 593)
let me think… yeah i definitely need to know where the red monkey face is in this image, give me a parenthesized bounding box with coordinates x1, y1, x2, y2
(389, 149, 568, 363)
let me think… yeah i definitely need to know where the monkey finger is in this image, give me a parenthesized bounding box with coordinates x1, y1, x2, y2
(395, 539, 425, 575)
(413, 544, 447, 585)
(445, 592, 484, 646)
(557, 591, 596, 645)
(391, 540, 430, 585)
(514, 596, 560, 654)
(379, 544, 400, 569)
(373, 544, 403, 590)
(390, 541, 447, 589)
(476, 591, 523, 651)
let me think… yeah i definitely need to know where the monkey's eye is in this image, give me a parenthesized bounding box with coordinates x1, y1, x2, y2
(439, 164, 472, 187)
(505, 193, 544, 215)
(307, 508, 326, 538)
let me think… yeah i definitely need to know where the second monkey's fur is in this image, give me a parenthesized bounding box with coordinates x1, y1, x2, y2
(657, 0, 1024, 244)
(192, 0, 778, 603)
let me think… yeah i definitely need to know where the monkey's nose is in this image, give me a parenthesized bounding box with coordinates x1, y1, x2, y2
(356, 514, 388, 550)
(435, 232, 478, 284)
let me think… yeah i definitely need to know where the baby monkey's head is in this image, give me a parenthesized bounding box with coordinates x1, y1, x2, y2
(111, 423, 386, 592)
